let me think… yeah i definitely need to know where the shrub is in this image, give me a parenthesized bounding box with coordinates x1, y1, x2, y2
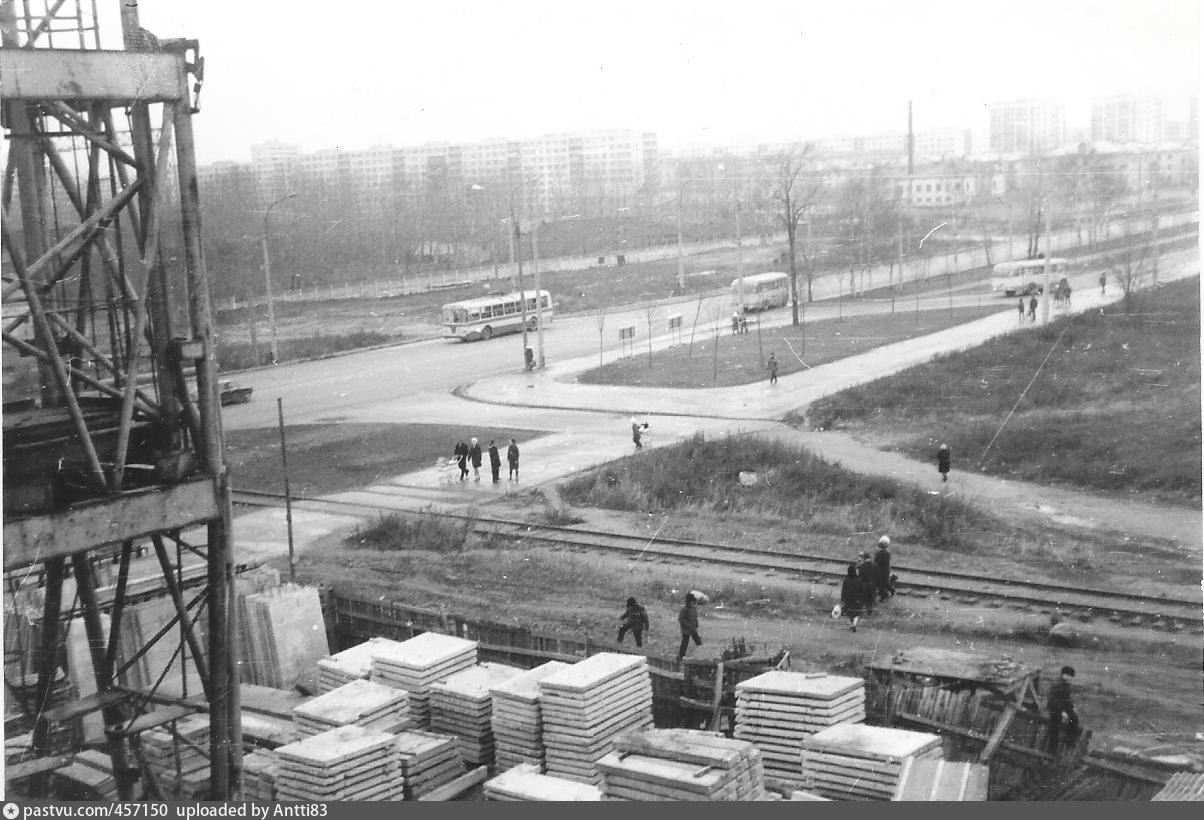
(347, 508, 473, 553)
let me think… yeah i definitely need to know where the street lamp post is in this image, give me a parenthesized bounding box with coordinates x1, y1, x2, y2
(261, 192, 296, 365)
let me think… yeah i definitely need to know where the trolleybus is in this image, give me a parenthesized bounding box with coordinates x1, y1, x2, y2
(991, 258, 1070, 297)
(731, 272, 790, 311)
(441, 290, 553, 341)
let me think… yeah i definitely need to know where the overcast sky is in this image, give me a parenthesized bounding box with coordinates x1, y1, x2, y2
(122, 0, 1200, 164)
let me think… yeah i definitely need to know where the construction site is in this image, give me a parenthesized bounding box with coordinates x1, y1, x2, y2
(3, 0, 1203, 804)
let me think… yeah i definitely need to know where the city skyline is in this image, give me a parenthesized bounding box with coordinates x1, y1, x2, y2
(122, 0, 1199, 165)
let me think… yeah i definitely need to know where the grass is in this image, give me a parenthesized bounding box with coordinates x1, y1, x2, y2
(576, 304, 1004, 388)
(348, 509, 474, 553)
(224, 422, 545, 497)
(559, 432, 1002, 552)
(798, 277, 1202, 504)
(216, 329, 398, 371)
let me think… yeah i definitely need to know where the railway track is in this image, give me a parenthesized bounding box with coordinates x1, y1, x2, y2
(231, 489, 1201, 629)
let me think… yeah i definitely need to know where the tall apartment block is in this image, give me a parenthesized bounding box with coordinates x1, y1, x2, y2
(988, 99, 1067, 153)
(1090, 94, 1166, 144)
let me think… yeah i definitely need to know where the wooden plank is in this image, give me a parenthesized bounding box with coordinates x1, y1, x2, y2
(5, 755, 74, 781)
(417, 766, 489, 801)
(114, 705, 192, 736)
(0, 50, 187, 102)
(977, 703, 1018, 763)
(4, 478, 219, 571)
(42, 690, 130, 723)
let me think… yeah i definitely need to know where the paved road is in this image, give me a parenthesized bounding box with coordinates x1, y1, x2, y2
(223, 245, 1202, 566)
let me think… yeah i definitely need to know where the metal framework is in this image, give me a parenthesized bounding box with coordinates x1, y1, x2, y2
(2, 0, 239, 799)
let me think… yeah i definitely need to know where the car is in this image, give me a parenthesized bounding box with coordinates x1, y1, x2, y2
(218, 380, 253, 406)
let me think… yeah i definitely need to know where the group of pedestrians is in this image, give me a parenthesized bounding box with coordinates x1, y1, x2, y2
(838, 535, 896, 631)
(616, 592, 704, 663)
(451, 437, 520, 483)
(1017, 294, 1039, 323)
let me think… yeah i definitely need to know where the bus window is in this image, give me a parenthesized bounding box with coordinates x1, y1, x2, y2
(540, 295, 550, 308)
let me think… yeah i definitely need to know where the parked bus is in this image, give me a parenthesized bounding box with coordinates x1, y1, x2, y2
(441, 290, 553, 341)
(991, 258, 1070, 297)
(731, 272, 790, 312)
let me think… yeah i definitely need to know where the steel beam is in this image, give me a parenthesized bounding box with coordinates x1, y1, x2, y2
(3, 478, 220, 571)
(0, 50, 186, 102)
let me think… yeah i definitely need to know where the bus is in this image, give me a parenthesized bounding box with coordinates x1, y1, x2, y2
(441, 290, 553, 341)
(991, 258, 1070, 297)
(731, 272, 790, 312)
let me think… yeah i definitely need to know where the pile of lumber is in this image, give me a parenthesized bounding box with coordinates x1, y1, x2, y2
(51, 750, 117, 800)
(489, 660, 572, 771)
(799, 723, 943, 801)
(239, 584, 329, 692)
(537, 653, 654, 786)
(275, 724, 403, 801)
(316, 637, 405, 693)
(733, 671, 865, 786)
(484, 762, 603, 801)
(428, 662, 523, 768)
(369, 632, 477, 729)
(394, 729, 467, 800)
(293, 678, 411, 737)
(597, 728, 767, 801)
(141, 714, 211, 799)
(242, 749, 281, 801)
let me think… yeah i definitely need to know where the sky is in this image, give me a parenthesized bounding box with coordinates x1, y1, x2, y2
(113, 0, 1203, 164)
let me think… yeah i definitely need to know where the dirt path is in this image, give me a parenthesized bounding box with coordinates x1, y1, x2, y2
(773, 427, 1203, 550)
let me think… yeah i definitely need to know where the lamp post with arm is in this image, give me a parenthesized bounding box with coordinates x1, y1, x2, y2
(261, 192, 297, 365)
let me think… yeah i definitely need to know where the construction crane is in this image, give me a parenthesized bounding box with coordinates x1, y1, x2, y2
(2, 0, 240, 800)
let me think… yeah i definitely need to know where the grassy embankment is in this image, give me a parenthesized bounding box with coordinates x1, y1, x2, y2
(796, 277, 1202, 505)
(577, 304, 1004, 388)
(224, 423, 546, 497)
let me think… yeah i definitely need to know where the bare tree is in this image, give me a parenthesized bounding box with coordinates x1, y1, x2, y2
(644, 302, 656, 367)
(594, 304, 607, 368)
(1109, 215, 1154, 314)
(764, 146, 821, 325)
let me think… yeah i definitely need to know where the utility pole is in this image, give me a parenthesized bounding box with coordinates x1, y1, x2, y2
(510, 200, 529, 361)
(1041, 197, 1052, 324)
(1151, 159, 1160, 284)
(735, 194, 745, 310)
(261, 192, 296, 365)
(676, 180, 685, 291)
(531, 223, 546, 369)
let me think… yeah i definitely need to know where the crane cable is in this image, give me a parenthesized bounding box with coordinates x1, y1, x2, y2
(978, 320, 1072, 468)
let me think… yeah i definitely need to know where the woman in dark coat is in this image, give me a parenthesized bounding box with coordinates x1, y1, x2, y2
(840, 565, 866, 632)
(468, 437, 483, 481)
(454, 440, 469, 480)
(488, 440, 502, 483)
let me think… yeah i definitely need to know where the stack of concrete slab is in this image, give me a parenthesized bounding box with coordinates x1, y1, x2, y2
(316, 637, 406, 693)
(51, 751, 118, 801)
(239, 584, 329, 692)
(394, 729, 467, 800)
(799, 724, 943, 801)
(597, 728, 767, 801)
(275, 724, 403, 801)
(242, 749, 281, 801)
(489, 660, 572, 772)
(893, 758, 988, 801)
(141, 714, 211, 799)
(428, 662, 524, 768)
(369, 632, 478, 729)
(293, 678, 411, 737)
(484, 763, 604, 801)
(733, 671, 865, 785)
(537, 653, 654, 786)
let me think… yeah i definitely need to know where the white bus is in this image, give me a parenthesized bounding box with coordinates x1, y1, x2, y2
(441, 290, 553, 341)
(731, 272, 790, 312)
(991, 258, 1070, 297)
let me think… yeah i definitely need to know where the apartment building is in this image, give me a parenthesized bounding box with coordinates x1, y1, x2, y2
(1090, 94, 1166, 144)
(988, 99, 1067, 153)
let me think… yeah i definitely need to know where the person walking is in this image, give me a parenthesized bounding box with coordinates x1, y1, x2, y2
(468, 437, 483, 482)
(731, 312, 741, 336)
(676, 593, 702, 661)
(1099, 272, 1107, 295)
(1018, 297, 1026, 324)
(856, 551, 878, 615)
(454, 439, 469, 481)
(1028, 294, 1038, 322)
(507, 438, 520, 481)
(937, 443, 951, 483)
(874, 536, 894, 601)
(839, 566, 866, 632)
(1046, 665, 1080, 752)
(632, 418, 648, 449)
(617, 597, 650, 647)
(488, 440, 501, 484)
(767, 353, 779, 385)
